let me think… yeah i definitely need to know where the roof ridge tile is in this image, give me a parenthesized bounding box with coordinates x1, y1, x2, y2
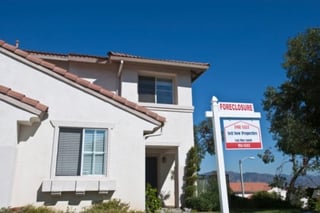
(88, 84, 102, 92)
(0, 85, 10, 93)
(22, 96, 39, 107)
(14, 49, 29, 58)
(40, 60, 56, 70)
(26, 54, 42, 64)
(63, 72, 78, 81)
(36, 103, 49, 112)
(8, 90, 25, 100)
(52, 67, 66, 75)
(2, 43, 17, 52)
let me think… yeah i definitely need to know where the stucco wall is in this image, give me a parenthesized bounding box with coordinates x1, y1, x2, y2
(68, 61, 119, 93)
(0, 101, 37, 207)
(117, 63, 195, 207)
(119, 63, 193, 106)
(0, 50, 197, 210)
(145, 107, 195, 206)
(0, 52, 157, 210)
(61, 58, 196, 207)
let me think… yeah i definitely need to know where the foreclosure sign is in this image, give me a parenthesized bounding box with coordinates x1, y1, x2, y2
(223, 119, 262, 150)
(219, 102, 254, 112)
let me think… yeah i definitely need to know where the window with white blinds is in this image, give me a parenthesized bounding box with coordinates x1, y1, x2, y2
(56, 128, 107, 176)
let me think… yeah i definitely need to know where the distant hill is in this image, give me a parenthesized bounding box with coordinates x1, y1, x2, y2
(227, 171, 274, 183)
(200, 171, 320, 188)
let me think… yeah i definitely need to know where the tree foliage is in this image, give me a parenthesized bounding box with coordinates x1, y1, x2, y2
(194, 118, 215, 159)
(182, 147, 199, 207)
(257, 148, 275, 164)
(262, 28, 320, 201)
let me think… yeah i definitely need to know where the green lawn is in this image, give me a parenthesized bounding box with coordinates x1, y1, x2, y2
(230, 209, 301, 213)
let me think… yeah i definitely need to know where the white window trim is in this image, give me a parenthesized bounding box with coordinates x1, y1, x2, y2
(81, 129, 106, 176)
(50, 121, 114, 179)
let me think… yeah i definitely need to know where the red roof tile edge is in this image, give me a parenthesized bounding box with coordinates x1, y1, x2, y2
(26, 49, 106, 60)
(108, 51, 210, 67)
(0, 40, 165, 124)
(0, 85, 48, 113)
(23, 49, 209, 67)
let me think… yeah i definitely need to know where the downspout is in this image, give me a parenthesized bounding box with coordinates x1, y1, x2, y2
(144, 125, 163, 139)
(117, 60, 124, 95)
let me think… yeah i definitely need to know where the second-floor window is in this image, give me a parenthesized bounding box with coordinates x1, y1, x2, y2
(138, 76, 173, 104)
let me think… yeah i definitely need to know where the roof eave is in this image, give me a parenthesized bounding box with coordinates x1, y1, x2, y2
(109, 55, 209, 70)
(0, 93, 46, 118)
(109, 55, 209, 82)
(26, 51, 108, 64)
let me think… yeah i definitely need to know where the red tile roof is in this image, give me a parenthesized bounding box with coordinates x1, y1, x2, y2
(230, 182, 271, 193)
(26, 50, 107, 61)
(0, 40, 165, 124)
(25, 50, 210, 67)
(108, 51, 210, 66)
(0, 84, 48, 113)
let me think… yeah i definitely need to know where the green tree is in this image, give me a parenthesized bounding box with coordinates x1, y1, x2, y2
(262, 28, 320, 203)
(194, 118, 215, 159)
(182, 147, 199, 207)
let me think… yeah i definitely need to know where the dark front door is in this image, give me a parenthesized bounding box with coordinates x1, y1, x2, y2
(146, 157, 158, 189)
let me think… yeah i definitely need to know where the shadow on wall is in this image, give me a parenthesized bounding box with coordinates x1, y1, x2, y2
(18, 111, 49, 143)
(18, 122, 41, 143)
(37, 187, 114, 206)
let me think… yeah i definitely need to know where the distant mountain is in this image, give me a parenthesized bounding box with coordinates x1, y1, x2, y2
(227, 171, 274, 183)
(200, 171, 320, 188)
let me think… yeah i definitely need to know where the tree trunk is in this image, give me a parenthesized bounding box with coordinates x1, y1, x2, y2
(285, 158, 309, 203)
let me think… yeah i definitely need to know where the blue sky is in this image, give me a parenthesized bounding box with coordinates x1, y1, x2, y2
(1, 0, 320, 175)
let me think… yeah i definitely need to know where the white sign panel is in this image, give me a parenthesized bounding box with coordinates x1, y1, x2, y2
(219, 102, 254, 112)
(223, 119, 262, 150)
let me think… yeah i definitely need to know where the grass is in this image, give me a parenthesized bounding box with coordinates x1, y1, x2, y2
(230, 209, 301, 213)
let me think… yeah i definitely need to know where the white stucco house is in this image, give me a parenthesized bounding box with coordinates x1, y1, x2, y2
(0, 40, 209, 211)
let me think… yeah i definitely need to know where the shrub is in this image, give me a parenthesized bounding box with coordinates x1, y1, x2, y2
(251, 191, 291, 209)
(0, 205, 60, 213)
(81, 199, 143, 213)
(230, 191, 293, 210)
(229, 194, 251, 209)
(185, 191, 219, 211)
(145, 184, 161, 213)
(0, 207, 14, 213)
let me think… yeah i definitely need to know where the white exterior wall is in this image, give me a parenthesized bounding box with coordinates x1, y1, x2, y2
(0, 101, 37, 207)
(0, 52, 157, 210)
(118, 64, 195, 207)
(68, 62, 119, 93)
(147, 108, 194, 206)
(0, 49, 200, 210)
(120, 64, 193, 106)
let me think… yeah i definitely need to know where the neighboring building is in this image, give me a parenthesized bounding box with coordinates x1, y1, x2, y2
(269, 187, 287, 200)
(229, 182, 271, 198)
(0, 40, 209, 211)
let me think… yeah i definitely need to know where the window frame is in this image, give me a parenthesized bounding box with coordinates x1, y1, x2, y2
(138, 75, 176, 104)
(50, 121, 114, 179)
(81, 128, 106, 176)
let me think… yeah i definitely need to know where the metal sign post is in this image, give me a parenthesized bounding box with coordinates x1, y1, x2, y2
(206, 96, 261, 213)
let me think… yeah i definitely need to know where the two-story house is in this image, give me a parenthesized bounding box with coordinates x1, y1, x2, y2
(0, 40, 209, 211)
